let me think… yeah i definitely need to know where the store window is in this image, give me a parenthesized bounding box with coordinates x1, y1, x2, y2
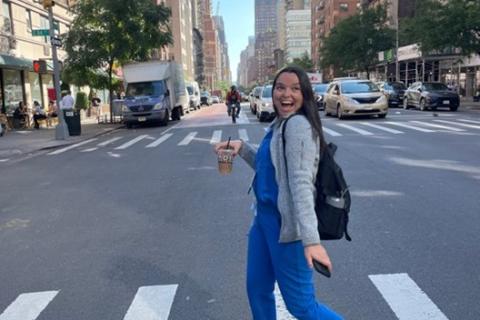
(3, 69, 24, 114)
(29, 72, 42, 108)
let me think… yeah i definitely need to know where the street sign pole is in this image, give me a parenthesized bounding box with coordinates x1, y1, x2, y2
(47, 5, 68, 140)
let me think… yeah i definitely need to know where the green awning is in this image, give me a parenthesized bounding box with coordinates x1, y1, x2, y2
(0, 54, 33, 70)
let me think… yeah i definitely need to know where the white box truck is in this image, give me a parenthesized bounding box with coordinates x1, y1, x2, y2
(122, 61, 188, 127)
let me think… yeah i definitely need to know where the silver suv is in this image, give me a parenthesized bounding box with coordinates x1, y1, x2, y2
(324, 80, 388, 119)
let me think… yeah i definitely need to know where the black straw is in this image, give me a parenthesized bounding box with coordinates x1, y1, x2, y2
(226, 136, 231, 149)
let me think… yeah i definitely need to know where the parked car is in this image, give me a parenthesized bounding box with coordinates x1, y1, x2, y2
(312, 83, 329, 110)
(186, 81, 201, 110)
(200, 92, 212, 106)
(249, 86, 264, 115)
(211, 95, 220, 104)
(377, 81, 406, 108)
(256, 85, 275, 122)
(403, 82, 459, 111)
(324, 79, 388, 119)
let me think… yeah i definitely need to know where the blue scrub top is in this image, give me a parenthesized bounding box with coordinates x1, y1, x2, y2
(253, 130, 279, 209)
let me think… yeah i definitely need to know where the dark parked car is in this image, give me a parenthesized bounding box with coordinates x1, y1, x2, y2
(312, 83, 328, 110)
(403, 82, 459, 111)
(377, 81, 406, 108)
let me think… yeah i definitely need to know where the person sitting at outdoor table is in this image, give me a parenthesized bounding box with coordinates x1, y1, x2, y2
(13, 101, 29, 128)
(32, 100, 47, 129)
(48, 100, 58, 117)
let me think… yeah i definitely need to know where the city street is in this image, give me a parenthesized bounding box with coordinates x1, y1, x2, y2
(1, 103, 479, 319)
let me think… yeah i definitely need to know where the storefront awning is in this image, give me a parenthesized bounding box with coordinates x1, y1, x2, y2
(0, 54, 33, 70)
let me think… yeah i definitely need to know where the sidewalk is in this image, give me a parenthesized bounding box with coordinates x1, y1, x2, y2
(460, 97, 480, 111)
(0, 117, 123, 160)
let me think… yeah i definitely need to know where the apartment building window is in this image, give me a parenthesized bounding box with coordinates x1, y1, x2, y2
(40, 15, 49, 43)
(26, 9, 32, 34)
(2, 1, 12, 34)
(339, 3, 349, 12)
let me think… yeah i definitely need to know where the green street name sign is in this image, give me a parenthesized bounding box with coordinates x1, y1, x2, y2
(32, 29, 49, 36)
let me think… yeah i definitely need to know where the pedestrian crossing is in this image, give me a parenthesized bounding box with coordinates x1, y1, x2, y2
(0, 273, 451, 320)
(43, 118, 480, 156)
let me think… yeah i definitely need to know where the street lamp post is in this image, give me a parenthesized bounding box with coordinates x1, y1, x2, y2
(45, 1, 69, 140)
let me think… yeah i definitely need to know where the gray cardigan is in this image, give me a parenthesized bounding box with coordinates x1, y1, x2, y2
(239, 114, 321, 246)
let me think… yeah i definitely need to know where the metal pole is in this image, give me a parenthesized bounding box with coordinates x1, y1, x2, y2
(48, 5, 69, 140)
(395, 15, 400, 82)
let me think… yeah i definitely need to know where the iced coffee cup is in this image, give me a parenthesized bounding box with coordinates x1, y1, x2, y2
(217, 148, 233, 175)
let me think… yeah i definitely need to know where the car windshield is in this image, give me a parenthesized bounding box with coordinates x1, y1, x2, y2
(186, 86, 194, 95)
(262, 86, 273, 98)
(384, 82, 406, 90)
(423, 83, 448, 91)
(126, 81, 166, 97)
(341, 81, 379, 94)
(313, 84, 328, 93)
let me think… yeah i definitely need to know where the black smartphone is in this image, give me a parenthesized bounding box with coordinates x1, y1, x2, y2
(313, 259, 331, 278)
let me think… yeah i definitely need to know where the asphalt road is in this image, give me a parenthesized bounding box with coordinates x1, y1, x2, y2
(0, 103, 479, 319)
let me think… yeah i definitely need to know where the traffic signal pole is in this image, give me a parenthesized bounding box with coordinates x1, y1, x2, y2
(46, 3, 69, 140)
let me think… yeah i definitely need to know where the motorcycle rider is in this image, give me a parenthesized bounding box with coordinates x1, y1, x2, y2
(226, 85, 241, 117)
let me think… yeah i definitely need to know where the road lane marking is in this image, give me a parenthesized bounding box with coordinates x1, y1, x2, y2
(47, 139, 97, 155)
(115, 135, 150, 150)
(178, 132, 197, 146)
(369, 273, 449, 320)
(360, 122, 404, 134)
(434, 119, 480, 129)
(98, 136, 123, 147)
(145, 133, 173, 148)
(0, 290, 59, 320)
(409, 121, 465, 132)
(384, 122, 436, 132)
(458, 119, 480, 125)
(210, 130, 222, 144)
(81, 147, 98, 152)
(336, 123, 374, 135)
(239, 128, 249, 141)
(123, 285, 178, 320)
(322, 126, 342, 136)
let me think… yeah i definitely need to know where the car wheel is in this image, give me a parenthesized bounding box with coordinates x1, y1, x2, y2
(378, 114, 386, 119)
(160, 110, 169, 126)
(419, 99, 426, 111)
(450, 106, 458, 111)
(337, 105, 344, 119)
(171, 107, 181, 121)
(403, 98, 409, 109)
(126, 122, 133, 129)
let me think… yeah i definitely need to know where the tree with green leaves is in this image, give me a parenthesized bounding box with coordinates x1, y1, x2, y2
(320, 4, 395, 78)
(63, 0, 173, 118)
(404, 0, 480, 56)
(291, 52, 314, 71)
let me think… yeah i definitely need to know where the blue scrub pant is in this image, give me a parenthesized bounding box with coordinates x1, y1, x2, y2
(247, 204, 343, 320)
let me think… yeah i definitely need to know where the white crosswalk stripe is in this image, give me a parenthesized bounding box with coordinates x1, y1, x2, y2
(239, 128, 249, 141)
(178, 132, 197, 145)
(145, 133, 173, 148)
(369, 273, 449, 320)
(457, 119, 480, 125)
(115, 135, 150, 150)
(210, 130, 222, 144)
(0, 290, 59, 320)
(434, 119, 480, 129)
(360, 122, 404, 134)
(98, 136, 123, 147)
(336, 123, 374, 135)
(384, 122, 436, 132)
(322, 126, 342, 136)
(47, 139, 98, 155)
(123, 285, 178, 320)
(409, 121, 465, 132)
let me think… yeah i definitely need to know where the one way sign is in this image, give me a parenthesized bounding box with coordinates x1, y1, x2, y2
(51, 37, 62, 47)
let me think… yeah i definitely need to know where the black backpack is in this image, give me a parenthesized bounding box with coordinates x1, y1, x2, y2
(282, 116, 352, 241)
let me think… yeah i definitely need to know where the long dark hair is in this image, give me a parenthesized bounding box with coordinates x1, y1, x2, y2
(272, 65, 327, 151)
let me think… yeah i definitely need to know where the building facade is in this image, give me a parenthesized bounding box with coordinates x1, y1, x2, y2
(0, 0, 73, 115)
(285, 9, 311, 62)
(255, 0, 278, 83)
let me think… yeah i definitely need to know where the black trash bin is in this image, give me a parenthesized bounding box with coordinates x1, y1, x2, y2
(63, 110, 81, 136)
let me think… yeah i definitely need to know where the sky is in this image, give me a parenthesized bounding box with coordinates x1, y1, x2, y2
(212, 0, 255, 83)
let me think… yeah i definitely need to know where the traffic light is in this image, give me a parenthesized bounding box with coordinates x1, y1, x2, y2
(42, 0, 55, 9)
(33, 60, 47, 73)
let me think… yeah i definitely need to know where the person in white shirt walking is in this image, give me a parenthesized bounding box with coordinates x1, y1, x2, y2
(60, 91, 75, 110)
